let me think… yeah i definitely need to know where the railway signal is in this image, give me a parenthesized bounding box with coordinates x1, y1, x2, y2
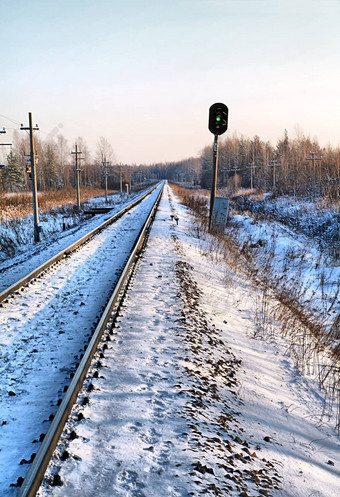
(208, 103, 229, 230)
(208, 102, 228, 136)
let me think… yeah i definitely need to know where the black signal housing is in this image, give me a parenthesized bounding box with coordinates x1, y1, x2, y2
(208, 103, 228, 135)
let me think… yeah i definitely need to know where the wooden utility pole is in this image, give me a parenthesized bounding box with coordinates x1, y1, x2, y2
(0, 128, 13, 150)
(267, 159, 281, 189)
(305, 151, 322, 199)
(0, 129, 12, 189)
(71, 143, 82, 209)
(21, 113, 40, 242)
(102, 157, 109, 202)
(0, 127, 12, 160)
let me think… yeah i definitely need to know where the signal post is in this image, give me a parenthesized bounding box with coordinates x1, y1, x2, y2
(208, 102, 228, 230)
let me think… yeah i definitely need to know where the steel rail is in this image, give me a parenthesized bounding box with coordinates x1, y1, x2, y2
(17, 183, 164, 497)
(0, 184, 159, 304)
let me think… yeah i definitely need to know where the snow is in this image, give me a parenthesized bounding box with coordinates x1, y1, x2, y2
(229, 211, 339, 331)
(28, 183, 340, 497)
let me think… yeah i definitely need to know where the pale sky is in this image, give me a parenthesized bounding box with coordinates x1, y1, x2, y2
(1, 0, 339, 164)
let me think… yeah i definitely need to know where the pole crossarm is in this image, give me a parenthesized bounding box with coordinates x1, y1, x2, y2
(266, 160, 281, 167)
(20, 125, 39, 131)
(305, 151, 322, 159)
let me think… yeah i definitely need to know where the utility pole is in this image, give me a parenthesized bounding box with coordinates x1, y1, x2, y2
(20, 113, 40, 242)
(0, 127, 12, 166)
(305, 151, 322, 199)
(0, 129, 12, 188)
(118, 162, 123, 194)
(266, 159, 281, 189)
(102, 157, 109, 202)
(247, 161, 255, 190)
(71, 143, 82, 209)
(228, 165, 241, 191)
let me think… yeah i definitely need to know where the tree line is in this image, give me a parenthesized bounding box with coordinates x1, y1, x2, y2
(148, 131, 338, 201)
(200, 130, 339, 200)
(0, 133, 157, 194)
(1, 129, 339, 201)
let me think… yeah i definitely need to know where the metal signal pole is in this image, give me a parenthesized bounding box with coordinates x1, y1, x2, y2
(21, 113, 40, 242)
(209, 134, 219, 230)
(208, 103, 228, 231)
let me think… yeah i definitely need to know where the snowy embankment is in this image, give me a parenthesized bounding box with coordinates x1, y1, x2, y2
(229, 195, 339, 320)
(35, 184, 340, 497)
(227, 195, 339, 417)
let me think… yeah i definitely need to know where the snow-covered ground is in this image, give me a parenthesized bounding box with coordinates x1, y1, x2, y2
(30, 183, 340, 497)
(229, 212, 339, 327)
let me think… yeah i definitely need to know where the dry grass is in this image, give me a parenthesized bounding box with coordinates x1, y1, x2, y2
(0, 186, 115, 261)
(0, 186, 114, 222)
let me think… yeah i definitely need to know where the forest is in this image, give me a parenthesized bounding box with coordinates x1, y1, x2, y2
(0, 129, 339, 202)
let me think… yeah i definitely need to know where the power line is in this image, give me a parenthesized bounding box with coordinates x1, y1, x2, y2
(0, 113, 21, 126)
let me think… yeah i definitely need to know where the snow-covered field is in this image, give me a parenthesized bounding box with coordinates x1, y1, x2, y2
(1, 183, 339, 496)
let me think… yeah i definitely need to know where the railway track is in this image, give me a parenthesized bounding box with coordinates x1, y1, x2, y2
(0, 184, 160, 303)
(0, 183, 164, 497)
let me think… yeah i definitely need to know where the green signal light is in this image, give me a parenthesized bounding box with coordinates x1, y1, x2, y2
(216, 116, 221, 122)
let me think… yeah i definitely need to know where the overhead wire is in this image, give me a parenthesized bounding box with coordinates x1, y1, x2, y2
(0, 113, 21, 126)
